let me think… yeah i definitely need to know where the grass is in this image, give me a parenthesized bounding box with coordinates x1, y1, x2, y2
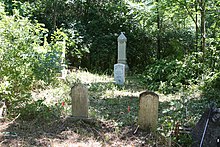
(1, 70, 210, 146)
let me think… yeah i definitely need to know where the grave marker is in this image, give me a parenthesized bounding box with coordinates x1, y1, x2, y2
(70, 83, 88, 118)
(114, 63, 125, 85)
(59, 40, 67, 79)
(138, 91, 159, 132)
(117, 32, 129, 71)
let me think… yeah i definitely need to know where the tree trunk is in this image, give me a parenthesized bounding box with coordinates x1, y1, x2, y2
(200, 0, 206, 56)
(195, 0, 198, 52)
(53, 0, 57, 31)
(156, 0, 161, 60)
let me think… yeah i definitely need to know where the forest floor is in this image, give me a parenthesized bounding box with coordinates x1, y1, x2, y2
(0, 71, 205, 147)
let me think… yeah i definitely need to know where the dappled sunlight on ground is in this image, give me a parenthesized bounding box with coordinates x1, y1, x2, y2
(5, 70, 203, 146)
(101, 89, 140, 99)
(50, 139, 102, 147)
(32, 87, 70, 104)
(75, 71, 113, 84)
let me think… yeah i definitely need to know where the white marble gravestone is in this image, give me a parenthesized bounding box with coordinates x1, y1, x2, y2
(60, 40, 67, 79)
(114, 63, 125, 85)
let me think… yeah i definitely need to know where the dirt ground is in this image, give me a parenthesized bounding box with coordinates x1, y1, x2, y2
(0, 116, 168, 147)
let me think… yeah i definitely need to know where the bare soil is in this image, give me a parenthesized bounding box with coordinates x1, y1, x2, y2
(0, 117, 168, 147)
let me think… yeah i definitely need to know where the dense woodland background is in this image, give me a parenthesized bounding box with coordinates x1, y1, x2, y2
(2, 0, 219, 70)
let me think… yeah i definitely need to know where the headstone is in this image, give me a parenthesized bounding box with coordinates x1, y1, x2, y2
(114, 63, 125, 85)
(70, 83, 89, 118)
(117, 32, 129, 71)
(61, 64, 67, 79)
(59, 40, 67, 79)
(192, 108, 220, 147)
(138, 91, 159, 132)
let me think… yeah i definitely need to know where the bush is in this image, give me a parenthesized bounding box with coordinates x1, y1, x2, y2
(143, 53, 204, 93)
(0, 4, 65, 115)
(201, 72, 220, 105)
(18, 98, 67, 121)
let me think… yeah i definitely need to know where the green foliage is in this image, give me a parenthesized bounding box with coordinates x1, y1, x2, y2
(19, 99, 53, 121)
(64, 27, 90, 68)
(0, 9, 42, 101)
(0, 4, 66, 114)
(143, 53, 204, 93)
(1, 0, 218, 75)
(158, 91, 207, 146)
(33, 29, 67, 83)
(9, 0, 195, 72)
(69, 0, 196, 71)
(201, 72, 220, 106)
(18, 98, 68, 121)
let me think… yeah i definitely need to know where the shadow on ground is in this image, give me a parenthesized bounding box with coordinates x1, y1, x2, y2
(0, 73, 213, 147)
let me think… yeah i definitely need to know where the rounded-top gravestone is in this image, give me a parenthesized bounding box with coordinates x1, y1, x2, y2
(70, 83, 89, 118)
(138, 91, 159, 132)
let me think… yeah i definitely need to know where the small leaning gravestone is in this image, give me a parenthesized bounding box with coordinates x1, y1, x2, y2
(138, 91, 159, 132)
(70, 83, 89, 118)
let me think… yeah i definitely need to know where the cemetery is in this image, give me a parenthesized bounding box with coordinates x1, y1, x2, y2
(0, 30, 219, 146)
(0, 0, 220, 147)
(1, 70, 219, 146)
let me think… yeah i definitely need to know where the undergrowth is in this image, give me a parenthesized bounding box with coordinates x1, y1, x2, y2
(6, 67, 219, 146)
(142, 54, 204, 94)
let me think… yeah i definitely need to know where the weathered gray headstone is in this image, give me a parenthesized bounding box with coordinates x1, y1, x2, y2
(138, 91, 159, 132)
(117, 32, 129, 71)
(70, 83, 88, 118)
(114, 63, 125, 85)
(59, 40, 67, 79)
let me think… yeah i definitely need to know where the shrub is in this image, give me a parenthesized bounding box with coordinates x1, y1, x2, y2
(201, 72, 220, 105)
(0, 4, 65, 115)
(143, 52, 204, 93)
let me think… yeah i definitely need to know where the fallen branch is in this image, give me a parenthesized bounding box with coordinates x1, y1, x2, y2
(0, 113, 20, 129)
(133, 125, 139, 134)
